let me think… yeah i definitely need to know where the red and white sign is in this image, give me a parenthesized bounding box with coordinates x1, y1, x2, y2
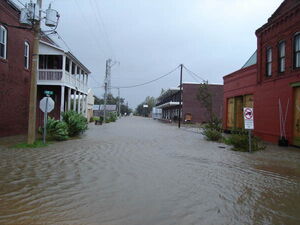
(244, 107, 254, 130)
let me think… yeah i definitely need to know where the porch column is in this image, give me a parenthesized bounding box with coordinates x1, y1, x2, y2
(78, 93, 81, 114)
(60, 86, 65, 120)
(84, 94, 88, 116)
(67, 88, 71, 111)
(73, 90, 77, 111)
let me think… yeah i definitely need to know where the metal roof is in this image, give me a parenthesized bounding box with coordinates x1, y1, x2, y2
(93, 105, 117, 111)
(242, 51, 257, 69)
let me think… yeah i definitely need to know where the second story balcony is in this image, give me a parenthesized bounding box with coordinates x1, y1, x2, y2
(37, 41, 90, 94)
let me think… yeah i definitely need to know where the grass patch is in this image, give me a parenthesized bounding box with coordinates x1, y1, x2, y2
(12, 140, 49, 149)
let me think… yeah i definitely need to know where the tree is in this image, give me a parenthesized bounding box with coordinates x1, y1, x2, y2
(197, 83, 213, 120)
(135, 96, 156, 117)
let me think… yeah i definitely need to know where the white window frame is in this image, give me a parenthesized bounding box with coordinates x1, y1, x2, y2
(24, 41, 30, 69)
(266, 48, 272, 76)
(294, 33, 300, 68)
(0, 25, 7, 59)
(278, 41, 286, 73)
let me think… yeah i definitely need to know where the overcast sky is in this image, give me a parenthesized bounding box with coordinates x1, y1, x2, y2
(15, 0, 283, 108)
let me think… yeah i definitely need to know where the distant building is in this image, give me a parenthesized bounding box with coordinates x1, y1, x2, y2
(93, 105, 117, 117)
(86, 89, 95, 121)
(152, 107, 162, 120)
(156, 83, 223, 123)
(223, 0, 300, 146)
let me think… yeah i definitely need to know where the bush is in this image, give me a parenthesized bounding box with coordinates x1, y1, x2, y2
(90, 117, 95, 122)
(224, 133, 266, 152)
(62, 111, 88, 137)
(107, 112, 117, 122)
(46, 117, 69, 141)
(202, 128, 222, 141)
(201, 116, 223, 141)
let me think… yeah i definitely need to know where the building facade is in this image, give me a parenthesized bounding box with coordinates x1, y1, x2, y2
(0, 0, 34, 137)
(156, 83, 223, 123)
(36, 40, 90, 126)
(223, 0, 300, 146)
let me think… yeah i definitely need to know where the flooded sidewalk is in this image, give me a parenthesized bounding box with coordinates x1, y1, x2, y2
(0, 116, 300, 225)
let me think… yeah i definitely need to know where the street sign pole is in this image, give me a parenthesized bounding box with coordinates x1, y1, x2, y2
(244, 107, 254, 153)
(248, 129, 252, 153)
(43, 95, 49, 144)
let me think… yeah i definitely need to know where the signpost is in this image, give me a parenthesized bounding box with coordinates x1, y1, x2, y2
(244, 107, 254, 152)
(40, 91, 55, 144)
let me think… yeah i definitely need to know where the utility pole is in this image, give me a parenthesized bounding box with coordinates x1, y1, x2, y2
(27, 0, 42, 144)
(178, 64, 183, 128)
(118, 88, 121, 118)
(103, 59, 111, 123)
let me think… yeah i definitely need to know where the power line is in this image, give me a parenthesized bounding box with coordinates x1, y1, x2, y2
(15, 0, 25, 7)
(183, 65, 207, 82)
(90, 0, 116, 58)
(73, 0, 108, 57)
(114, 66, 180, 89)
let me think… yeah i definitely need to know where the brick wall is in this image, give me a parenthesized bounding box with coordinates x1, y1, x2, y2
(182, 84, 223, 123)
(0, 0, 34, 137)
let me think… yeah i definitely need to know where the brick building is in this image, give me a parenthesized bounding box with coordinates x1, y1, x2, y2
(0, 0, 34, 137)
(156, 83, 223, 123)
(223, 0, 300, 146)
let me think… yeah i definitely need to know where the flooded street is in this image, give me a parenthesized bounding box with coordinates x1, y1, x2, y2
(1, 117, 300, 225)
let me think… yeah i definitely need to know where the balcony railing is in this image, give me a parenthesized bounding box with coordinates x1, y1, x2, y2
(39, 70, 63, 81)
(38, 69, 88, 92)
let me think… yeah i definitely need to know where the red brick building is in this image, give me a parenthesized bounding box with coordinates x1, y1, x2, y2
(0, 0, 34, 137)
(223, 0, 300, 146)
(156, 83, 223, 123)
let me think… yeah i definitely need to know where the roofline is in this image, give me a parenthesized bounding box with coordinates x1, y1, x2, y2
(39, 40, 91, 74)
(66, 52, 91, 74)
(6, 0, 21, 13)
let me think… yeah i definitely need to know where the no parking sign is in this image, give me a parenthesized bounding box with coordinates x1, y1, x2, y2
(244, 107, 254, 130)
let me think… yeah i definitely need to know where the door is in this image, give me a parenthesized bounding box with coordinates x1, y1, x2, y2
(235, 96, 244, 129)
(227, 98, 235, 128)
(293, 87, 300, 146)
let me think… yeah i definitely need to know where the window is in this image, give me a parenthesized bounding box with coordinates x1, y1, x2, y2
(278, 41, 285, 73)
(0, 25, 7, 59)
(24, 42, 29, 69)
(71, 62, 76, 74)
(77, 67, 80, 74)
(294, 34, 300, 68)
(266, 48, 272, 76)
(65, 57, 70, 72)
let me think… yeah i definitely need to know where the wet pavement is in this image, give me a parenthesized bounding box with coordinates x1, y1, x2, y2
(0, 116, 300, 225)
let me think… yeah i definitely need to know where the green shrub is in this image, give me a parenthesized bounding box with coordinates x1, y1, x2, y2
(202, 128, 222, 141)
(90, 117, 95, 122)
(46, 117, 69, 141)
(62, 111, 88, 137)
(201, 116, 223, 141)
(224, 133, 266, 152)
(107, 112, 117, 122)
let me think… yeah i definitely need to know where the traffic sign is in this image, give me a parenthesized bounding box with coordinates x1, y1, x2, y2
(44, 90, 53, 96)
(244, 107, 254, 130)
(39, 97, 55, 113)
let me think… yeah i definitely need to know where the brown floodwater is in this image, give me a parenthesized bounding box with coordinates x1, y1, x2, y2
(0, 117, 300, 225)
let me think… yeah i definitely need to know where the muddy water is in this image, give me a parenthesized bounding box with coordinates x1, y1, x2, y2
(0, 117, 300, 225)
